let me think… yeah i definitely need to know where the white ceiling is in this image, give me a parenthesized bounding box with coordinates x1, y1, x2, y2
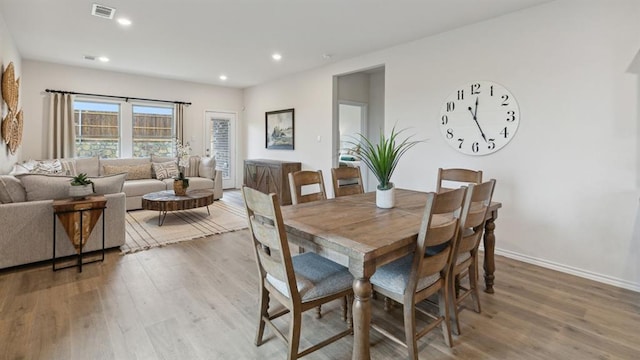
(0, 0, 551, 88)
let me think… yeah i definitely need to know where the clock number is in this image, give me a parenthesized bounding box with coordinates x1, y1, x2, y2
(441, 115, 448, 125)
(471, 83, 481, 95)
(471, 142, 480, 153)
(500, 127, 509, 138)
(501, 94, 510, 106)
(458, 138, 464, 149)
(506, 110, 516, 122)
(446, 128, 454, 139)
(490, 85, 494, 96)
(457, 90, 464, 100)
(488, 138, 496, 150)
(446, 101, 455, 112)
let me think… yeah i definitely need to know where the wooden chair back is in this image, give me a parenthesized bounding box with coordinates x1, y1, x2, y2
(242, 185, 353, 359)
(406, 187, 467, 303)
(288, 170, 327, 205)
(436, 168, 482, 193)
(370, 187, 466, 354)
(242, 186, 300, 304)
(449, 179, 496, 335)
(331, 166, 364, 197)
(457, 179, 496, 255)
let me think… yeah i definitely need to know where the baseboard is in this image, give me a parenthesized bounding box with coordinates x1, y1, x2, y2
(484, 247, 640, 293)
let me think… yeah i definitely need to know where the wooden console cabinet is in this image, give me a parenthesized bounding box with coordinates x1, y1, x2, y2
(243, 159, 301, 205)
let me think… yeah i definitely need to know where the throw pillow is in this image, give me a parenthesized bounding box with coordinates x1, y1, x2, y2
(10, 159, 75, 176)
(185, 155, 200, 177)
(18, 174, 72, 201)
(103, 163, 151, 180)
(152, 161, 180, 180)
(150, 155, 176, 178)
(0, 175, 26, 203)
(199, 157, 216, 179)
(91, 173, 126, 195)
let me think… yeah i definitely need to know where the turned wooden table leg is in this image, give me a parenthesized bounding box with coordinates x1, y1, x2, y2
(352, 277, 372, 360)
(483, 215, 496, 294)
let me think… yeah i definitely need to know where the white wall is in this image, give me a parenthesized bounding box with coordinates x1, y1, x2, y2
(0, 11, 21, 174)
(244, 0, 640, 291)
(20, 60, 243, 162)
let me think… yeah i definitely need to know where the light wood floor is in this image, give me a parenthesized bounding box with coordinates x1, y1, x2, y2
(1, 193, 639, 359)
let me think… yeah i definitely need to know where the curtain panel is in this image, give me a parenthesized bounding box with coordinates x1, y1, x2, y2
(47, 93, 75, 159)
(175, 103, 185, 144)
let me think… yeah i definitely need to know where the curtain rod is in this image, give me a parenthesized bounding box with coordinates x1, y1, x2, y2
(44, 89, 191, 106)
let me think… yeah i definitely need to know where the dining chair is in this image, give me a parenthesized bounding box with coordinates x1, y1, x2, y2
(288, 169, 347, 319)
(242, 186, 353, 360)
(288, 170, 327, 205)
(331, 166, 364, 198)
(449, 179, 496, 336)
(436, 168, 482, 193)
(369, 187, 467, 359)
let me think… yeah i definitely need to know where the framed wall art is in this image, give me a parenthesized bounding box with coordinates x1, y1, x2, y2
(265, 108, 294, 150)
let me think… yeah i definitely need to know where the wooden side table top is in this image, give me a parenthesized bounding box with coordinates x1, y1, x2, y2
(52, 195, 107, 212)
(141, 189, 214, 212)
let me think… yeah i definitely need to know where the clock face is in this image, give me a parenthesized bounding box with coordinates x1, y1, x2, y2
(439, 81, 519, 155)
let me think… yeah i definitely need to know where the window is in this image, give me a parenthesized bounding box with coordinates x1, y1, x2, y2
(74, 101, 121, 158)
(73, 99, 176, 158)
(132, 105, 175, 157)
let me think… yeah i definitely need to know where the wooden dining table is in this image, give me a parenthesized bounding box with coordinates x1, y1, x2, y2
(281, 188, 501, 360)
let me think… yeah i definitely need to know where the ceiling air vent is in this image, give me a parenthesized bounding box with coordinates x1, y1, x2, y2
(91, 3, 116, 19)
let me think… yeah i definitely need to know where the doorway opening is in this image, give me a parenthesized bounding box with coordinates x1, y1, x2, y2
(333, 66, 385, 192)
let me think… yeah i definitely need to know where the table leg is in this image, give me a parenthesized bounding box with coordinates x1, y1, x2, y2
(158, 211, 168, 226)
(206, 205, 210, 216)
(352, 277, 372, 360)
(483, 216, 496, 293)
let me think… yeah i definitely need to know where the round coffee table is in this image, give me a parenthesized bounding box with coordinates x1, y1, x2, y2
(142, 189, 215, 226)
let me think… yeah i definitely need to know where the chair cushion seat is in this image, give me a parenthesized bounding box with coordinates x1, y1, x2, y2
(371, 254, 440, 295)
(266, 252, 353, 302)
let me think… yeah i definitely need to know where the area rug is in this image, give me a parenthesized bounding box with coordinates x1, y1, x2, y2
(122, 200, 247, 254)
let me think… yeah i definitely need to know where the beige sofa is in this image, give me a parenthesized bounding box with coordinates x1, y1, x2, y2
(95, 156, 223, 210)
(0, 155, 223, 269)
(0, 173, 126, 269)
(11, 155, 223, 210)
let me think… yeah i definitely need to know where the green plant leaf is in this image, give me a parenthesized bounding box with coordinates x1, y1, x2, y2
(345, 126, 423, 190)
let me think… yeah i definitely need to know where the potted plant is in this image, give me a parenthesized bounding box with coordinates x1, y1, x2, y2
(347, 126, 422, 208)
(69, 173, 94, 199)
(173, 171, 189, 196)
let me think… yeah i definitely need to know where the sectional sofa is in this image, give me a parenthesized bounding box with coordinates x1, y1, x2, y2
(0, 155, 223, 269)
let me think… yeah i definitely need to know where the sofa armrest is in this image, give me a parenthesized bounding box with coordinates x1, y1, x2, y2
(0, 192, 126, 269)
(212, 169, 223, 199)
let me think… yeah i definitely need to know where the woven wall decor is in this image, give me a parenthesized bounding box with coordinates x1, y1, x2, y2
(1, 62, 23, 154)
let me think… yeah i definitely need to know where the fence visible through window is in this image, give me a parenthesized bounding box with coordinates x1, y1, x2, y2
(74, 100, 176, 158)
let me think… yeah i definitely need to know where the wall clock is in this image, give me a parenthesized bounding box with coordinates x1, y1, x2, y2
(439, 81, 519, 155)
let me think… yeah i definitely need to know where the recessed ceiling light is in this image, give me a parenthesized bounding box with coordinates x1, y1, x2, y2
(98, 56, 110, 62)
(272, 53, 282, 61)
(117, 18, 132, 26)
(219, 75, 228, 81)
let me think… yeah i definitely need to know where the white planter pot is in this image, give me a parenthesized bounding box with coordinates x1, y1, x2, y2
(69, 184, 93, 199)
(376, 185, 395, 209)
